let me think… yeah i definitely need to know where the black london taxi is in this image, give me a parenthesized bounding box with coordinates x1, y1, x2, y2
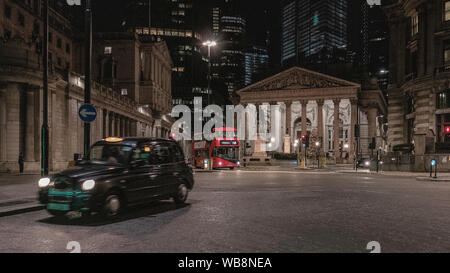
(38, 137, 194, 218)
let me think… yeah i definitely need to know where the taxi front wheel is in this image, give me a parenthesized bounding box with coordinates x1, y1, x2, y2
(173, 184, 188, 204)
(102, 192, 122, 218)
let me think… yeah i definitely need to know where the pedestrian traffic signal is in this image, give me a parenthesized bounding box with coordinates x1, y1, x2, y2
(302, 134, 310, 148)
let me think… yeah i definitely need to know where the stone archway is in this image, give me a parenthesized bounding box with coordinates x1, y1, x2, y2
(293, 117, 312, 138)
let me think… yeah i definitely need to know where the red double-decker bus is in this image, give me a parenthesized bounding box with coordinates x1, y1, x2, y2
(192, 127, 240, 169)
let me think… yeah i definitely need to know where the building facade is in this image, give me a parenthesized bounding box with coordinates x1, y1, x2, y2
(123, 0, 209, 107)
(0, 0, 173, 173)
(237, 67, 387, 165)
(384, 0, 450, 171)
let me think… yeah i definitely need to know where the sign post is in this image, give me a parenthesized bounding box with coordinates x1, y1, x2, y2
(41, 0, 49, 176)
(78, 103, 97, 158)
(78, 104, 97, 123)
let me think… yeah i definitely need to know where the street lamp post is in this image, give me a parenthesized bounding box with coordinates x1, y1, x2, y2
(83, 0, 93, 159)
(41, 0, 49, 176)
(202, 40, 216, 105)
(66, 1, 92, 159)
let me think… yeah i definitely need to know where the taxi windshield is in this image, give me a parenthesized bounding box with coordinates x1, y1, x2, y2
(89, 144, 133, 165)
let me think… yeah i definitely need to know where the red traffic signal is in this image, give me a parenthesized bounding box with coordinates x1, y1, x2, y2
(301, 135, 307, 140)
(445, 127, 450, 134)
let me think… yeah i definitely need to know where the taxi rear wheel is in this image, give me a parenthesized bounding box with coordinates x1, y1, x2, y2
(173, 183, 188, 204)
(102, 192, 122, 218)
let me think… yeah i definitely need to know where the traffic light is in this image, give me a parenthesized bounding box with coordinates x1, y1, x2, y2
(445, 126, 450, 134)
(369, 137, 376, 150)
(354, 124, 360, 138)
(302, 134, 309, 148)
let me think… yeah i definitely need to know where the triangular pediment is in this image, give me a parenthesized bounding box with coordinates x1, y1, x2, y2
(237, 67, 360, 94)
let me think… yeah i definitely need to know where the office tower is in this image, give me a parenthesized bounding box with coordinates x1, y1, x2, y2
(209, 0, 247, 96)
(244, 46, 269, 86)
(281, 0, 348, 67)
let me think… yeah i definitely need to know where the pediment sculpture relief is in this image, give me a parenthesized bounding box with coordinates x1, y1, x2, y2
(247, 70, 345, 92)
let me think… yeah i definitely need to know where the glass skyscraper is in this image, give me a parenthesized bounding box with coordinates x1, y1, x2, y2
(281, 0, 348, 67)
(245, 46, 269, 86)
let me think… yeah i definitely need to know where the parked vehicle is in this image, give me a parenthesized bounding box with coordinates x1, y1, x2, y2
(38, 137, 194, 218)
(357, 158, 372, 169)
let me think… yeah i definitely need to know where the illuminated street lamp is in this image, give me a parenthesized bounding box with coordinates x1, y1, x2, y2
(203, 40, 217, 48)
(202, 40, 217, 105)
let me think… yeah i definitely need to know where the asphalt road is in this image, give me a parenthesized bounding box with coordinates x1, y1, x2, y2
(1, 170, 450, 253)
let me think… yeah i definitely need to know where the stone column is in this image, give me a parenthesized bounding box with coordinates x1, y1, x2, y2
(367, 107, 378, 140)
(115, 115, 120, 137)
(255, 103, 261, 129)
(130, 120, 137, 137)
(109, 112, 114, 137)
(103, 110, 109, 138)
(269, 101, 277, 134)
(124, 118, 129, 137)
(301, 100, 308, 137)
(25, 88, 36, 162)
(350, 98, 358, 160)
(0, 88, 6, 162)
(333, 99, 341, 161)
(129, 119, 133, 137)
(285, 101, 292, 137)
(316, 99, 324, 149)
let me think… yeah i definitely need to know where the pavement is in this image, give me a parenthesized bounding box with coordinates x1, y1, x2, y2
(2, 170, 450, 252)
(0, 174, 43, 217)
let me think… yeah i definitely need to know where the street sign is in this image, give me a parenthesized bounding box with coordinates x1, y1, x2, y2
(78, 104, 97, 123)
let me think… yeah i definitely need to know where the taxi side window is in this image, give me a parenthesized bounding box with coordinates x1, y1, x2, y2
(170, 144, 184, 162)
(152, 145, 171, 164)
(133, 145, 153, 166)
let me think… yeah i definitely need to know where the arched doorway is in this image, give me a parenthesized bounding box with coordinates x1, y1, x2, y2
(293, 117, 312, 139)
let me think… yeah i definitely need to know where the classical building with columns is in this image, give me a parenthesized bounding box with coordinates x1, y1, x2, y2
(237, 67, 387, 164)
(0, 0, 173, 172)
(383, 0, 450, 171)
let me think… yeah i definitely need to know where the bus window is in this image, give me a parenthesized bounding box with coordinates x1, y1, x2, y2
(213, 147, 238, 162)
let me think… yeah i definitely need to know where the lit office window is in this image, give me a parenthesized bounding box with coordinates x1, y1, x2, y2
(411, 14, 419, 36)
(444, 40, 450, 65)
(104, 46, 112, 54)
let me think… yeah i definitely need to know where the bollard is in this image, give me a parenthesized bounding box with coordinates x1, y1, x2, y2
(430, 159, 437, 179)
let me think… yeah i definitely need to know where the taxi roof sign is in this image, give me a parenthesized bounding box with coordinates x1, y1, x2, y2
(105, 137, 123, 143)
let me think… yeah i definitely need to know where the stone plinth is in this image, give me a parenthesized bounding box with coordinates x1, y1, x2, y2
(243, 134, 272, 166)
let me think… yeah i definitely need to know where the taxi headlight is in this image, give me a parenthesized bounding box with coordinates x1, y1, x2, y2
(82, 180, 96, 191)
(38, 178, 51, 188)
